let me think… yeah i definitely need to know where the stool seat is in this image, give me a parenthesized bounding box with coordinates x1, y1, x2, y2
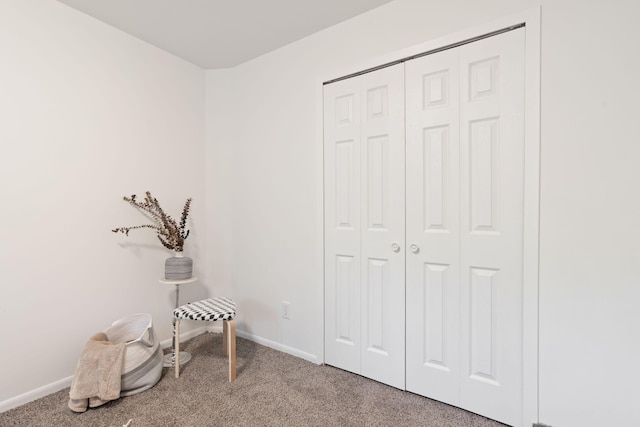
(173, 297, 236, 321)
(173, 297, 237, 382)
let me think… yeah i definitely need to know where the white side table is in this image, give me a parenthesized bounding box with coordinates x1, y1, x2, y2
(159, 276, 197, 367)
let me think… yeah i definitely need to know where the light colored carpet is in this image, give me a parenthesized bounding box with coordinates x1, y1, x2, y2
(0, 332, 506, 426)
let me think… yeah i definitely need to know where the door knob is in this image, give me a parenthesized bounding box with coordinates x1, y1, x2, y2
(410, 244, 420, 254)
(391, 243, 400, 253)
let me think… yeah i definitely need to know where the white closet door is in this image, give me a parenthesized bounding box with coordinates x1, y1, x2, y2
(324, 75, 362, 375)
(458, 28, 525, 426)
(405, 48, 461, 406)
(359, 65, 405, 389)
(324, 64, 406, 389)
(406, 27, 526, 426)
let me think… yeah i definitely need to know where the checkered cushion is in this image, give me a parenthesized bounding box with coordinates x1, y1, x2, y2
(173, 297, 236, 321)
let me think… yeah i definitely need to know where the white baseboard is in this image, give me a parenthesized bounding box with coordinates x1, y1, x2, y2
(1, 325, 318, 413)
(203, 325, 319, 363)
(204, 325, 318, 364)
(235, 330, 320, 364)
(0, 376, 73, 413)
(206, 324, 223, 333)
(166, 324, 320, 365)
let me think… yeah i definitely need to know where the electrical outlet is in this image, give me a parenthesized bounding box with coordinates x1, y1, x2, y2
(282, 301, 291, 320)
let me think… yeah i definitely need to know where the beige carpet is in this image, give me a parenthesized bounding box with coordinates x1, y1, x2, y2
(0, 333, 506, 426)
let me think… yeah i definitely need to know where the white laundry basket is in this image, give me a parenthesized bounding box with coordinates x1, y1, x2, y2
(104, 313, 163, 396)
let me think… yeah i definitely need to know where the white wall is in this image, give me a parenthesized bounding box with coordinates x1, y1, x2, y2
(207, 0, 640, 426)
(538, 1, 640, 425)
(0, 0, 206, 406)
(204, 69, 234, 297)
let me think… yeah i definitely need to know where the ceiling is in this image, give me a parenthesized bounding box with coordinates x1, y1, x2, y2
(56, 0, 394, 69)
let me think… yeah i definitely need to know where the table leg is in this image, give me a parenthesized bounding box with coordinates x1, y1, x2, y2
(163, 283, 191, 368)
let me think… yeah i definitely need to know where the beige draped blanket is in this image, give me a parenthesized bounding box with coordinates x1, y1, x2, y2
(68, 332, 125, 413)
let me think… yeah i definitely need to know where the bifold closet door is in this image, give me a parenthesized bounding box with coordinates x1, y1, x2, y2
(406, 28, 526, 426)
(405, 47, 461, 407)
(324, 64, 406, 390)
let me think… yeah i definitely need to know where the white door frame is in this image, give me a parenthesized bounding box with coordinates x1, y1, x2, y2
(315, 7, 541, 426)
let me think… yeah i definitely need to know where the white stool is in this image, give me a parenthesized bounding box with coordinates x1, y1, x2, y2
(173, 297, 237, 382)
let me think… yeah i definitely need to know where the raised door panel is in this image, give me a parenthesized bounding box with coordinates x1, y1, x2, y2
(459, 28, 526, 426)
(405, 48, 460, 405)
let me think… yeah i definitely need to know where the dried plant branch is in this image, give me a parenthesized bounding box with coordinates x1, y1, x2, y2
(112, 191, 192, 252)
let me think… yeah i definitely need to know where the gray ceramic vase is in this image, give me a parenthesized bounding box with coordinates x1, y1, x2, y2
(165, 252, 192, 280)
